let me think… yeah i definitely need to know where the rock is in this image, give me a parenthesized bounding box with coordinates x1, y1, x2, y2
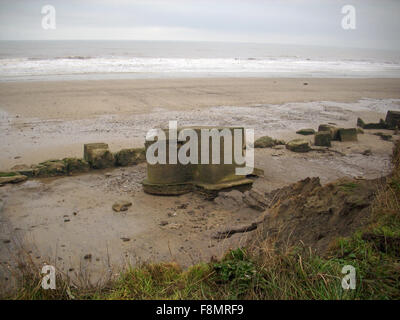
(246, 167, 264, 177)
(84, 143, 115, 169)
(286, 139, 311, 152)
(254, 136, 278, 148)
(112, 201, 132, 212)
(160, 220, 169, 226)
(0, 173, 28, 185)
(357, 128, 364, 134)
(10, 164, 35, 177)
(337, 128, 358, 142)
(296, 128, 315, 135)
(63, 158, 90, 173)
(114, 148, 146, 166)
(357, 117, 366, 128)
(34, 160, 67, 177)
(385, 110, 400, 129)
(374, 132, 392, 141)
(362, 149, 372, 156)
(314, 131, 331, 147)
(83, 254, 92, 260)
(357, 117, 388, 129)
(120, 237, 131, 242)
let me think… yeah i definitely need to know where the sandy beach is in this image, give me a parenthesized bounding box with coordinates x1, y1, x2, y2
(1, 78, 400, 170)
(1, 77, 400, 290)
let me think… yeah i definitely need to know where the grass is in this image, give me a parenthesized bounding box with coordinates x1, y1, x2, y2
(3, 142, 400, 300)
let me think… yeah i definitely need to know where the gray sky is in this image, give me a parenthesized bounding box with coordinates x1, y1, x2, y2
(0, 0, 399, 50)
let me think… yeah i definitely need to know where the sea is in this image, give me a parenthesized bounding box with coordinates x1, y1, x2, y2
(0, 40, 400, 81)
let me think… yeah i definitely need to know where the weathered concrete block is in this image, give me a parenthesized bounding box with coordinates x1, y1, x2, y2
(296, 128, 315, 135)
(286, 139, 311, 152)
(314, 131, 331, 147)
(385, 110, 400, 129)
(318, 124, 338, 140)
(357, 117, 388, 129)
(337, 128, 358, 142)
(83, 143, 115, 169)
(114, 148, 146, 166)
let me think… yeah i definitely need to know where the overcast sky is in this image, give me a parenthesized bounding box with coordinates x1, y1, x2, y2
(0, 0, 399, 50)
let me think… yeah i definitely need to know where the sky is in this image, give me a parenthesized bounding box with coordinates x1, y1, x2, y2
(0, 0, 399, 50)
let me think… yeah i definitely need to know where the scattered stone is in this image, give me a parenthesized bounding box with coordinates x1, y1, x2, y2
(3, 239, 11, 244)
(64, 218, 70, 222)
(83, 254, 92, 260)
(385, 110, 400, 129)
(177, 203, 188, 209)
(286, 139, 311, 153)
(114, 148, 146, 166)
(84, 143, 115, 169)
(160, 220, 169, 226)
(314, 131, 332, 147)
(337, 128, 358, 142)
(120, 237, 131, 242)
(254, 136, 279, 148)
(112, 201, 132, 212)
(296, 128, 315, 135)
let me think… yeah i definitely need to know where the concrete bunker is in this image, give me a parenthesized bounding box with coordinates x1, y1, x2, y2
(142, 126, 254, 197)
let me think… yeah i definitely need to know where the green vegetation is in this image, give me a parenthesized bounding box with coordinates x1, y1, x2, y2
(0, 172, 18, 177)
(3, 143, 400, 300)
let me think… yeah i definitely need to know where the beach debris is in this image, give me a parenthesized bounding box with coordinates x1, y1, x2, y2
(112, 200, 132, 212)
(314, 131, 332, 147)
(286, 139, 311, 152)
(0, 172, 28, 186)
(296, 128, 315, 136)
(84, 143, 115, 169)
(254, 136, 285, 148)
(374, 132, 392, 141)
(385, 110, 400, 129)
(114, 148, 146, 166)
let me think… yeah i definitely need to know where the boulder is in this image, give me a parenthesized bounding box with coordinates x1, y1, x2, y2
(0, 173, 28, 185)
(114, 148, 146, 166)
(286, 139, 311, 153)
(84, 143, 115, 169)
(314, 131, 331, 147)
(254, 136, 284, 148)
(296, 128, 315, 135)
(337, 128, 358, 142)
(63, 158, 90, 173)
(385, 110, 400, 129)
(35, 160, 67, 177)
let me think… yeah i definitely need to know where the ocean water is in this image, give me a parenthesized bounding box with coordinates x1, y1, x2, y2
(0, 40, 400, 81)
